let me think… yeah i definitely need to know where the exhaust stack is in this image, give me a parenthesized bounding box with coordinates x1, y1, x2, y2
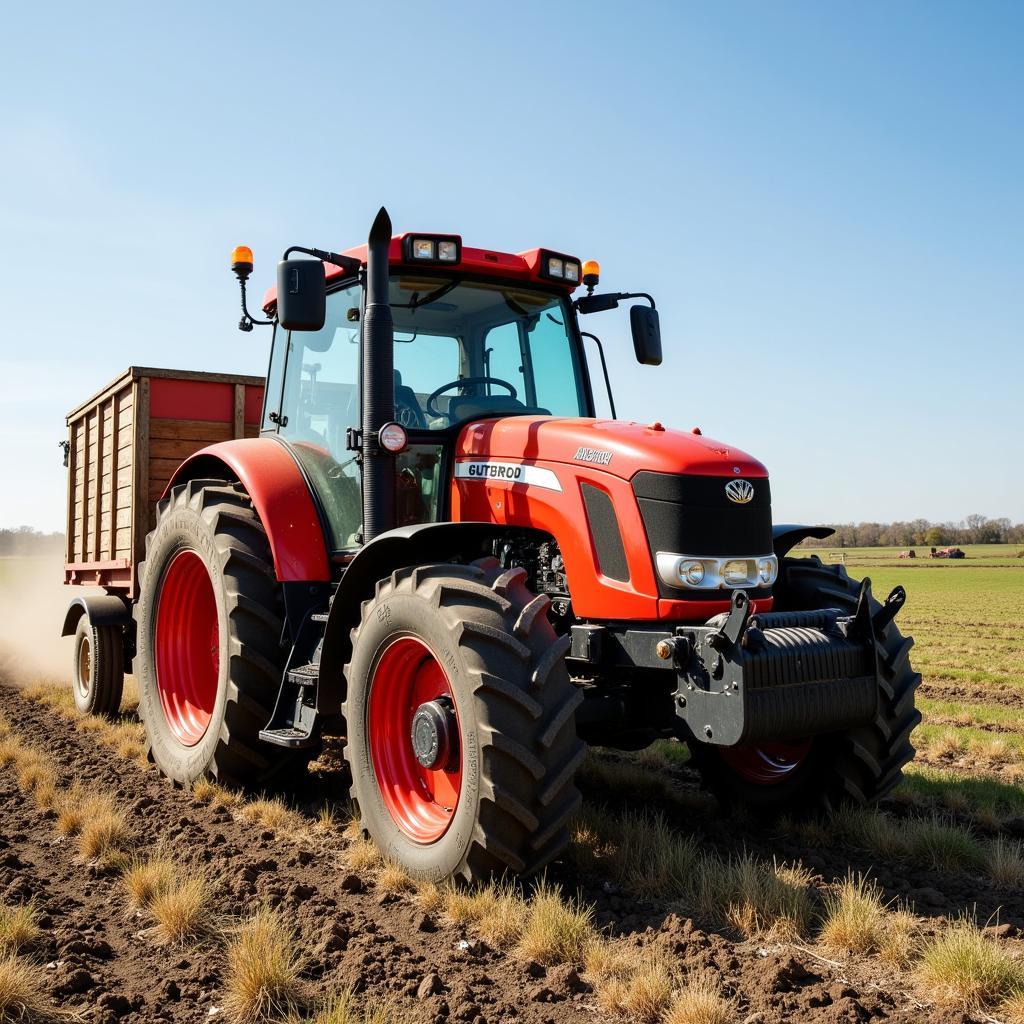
(361, 206, 396, 543)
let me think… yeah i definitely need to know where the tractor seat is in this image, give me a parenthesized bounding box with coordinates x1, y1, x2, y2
(447, 394, 551, 421)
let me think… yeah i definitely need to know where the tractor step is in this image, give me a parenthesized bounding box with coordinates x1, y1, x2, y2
(259, 724, 318, 749)
(311, 612, 329, 623)
(286, 663, 319, 688)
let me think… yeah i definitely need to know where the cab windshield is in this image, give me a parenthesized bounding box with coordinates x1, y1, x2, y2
(388, 274, 588, 429)
(264, 273, 589, 550)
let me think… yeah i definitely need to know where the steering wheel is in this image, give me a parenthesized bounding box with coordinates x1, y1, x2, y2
(426, 376, 518, 419)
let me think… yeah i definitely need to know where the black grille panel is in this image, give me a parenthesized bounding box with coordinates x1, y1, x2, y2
(632, 472, 773, 598)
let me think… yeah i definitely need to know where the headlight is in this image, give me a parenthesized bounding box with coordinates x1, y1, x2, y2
(437, 240, 458, 262)
(722, 560, 750, 586)
(563, 261, 580, 282)
(680, 559, 705, 586)
(758, 557, 777, 585)
(547, 257, 564, 278)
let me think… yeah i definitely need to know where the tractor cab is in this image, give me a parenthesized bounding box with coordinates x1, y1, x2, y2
(262, 258, 598, 549)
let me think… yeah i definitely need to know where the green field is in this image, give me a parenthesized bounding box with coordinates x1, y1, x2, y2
(803, 545, 1024, 814)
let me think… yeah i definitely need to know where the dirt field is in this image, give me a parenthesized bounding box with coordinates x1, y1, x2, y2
(1, 550, 1023, 1024)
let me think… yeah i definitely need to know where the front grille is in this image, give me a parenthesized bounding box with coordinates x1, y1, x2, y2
(632, 472, 773, 598)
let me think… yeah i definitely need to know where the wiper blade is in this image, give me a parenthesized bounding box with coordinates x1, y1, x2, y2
(392, 279, 461, 311)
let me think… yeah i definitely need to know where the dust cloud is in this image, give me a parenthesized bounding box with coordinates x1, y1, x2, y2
(0, 556, 94, 686)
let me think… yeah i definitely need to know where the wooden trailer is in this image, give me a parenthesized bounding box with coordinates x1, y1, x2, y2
(64, 367, 265, 594)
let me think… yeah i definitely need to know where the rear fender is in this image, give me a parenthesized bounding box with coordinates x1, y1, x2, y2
(61, 595, 132, 637)
(163, 438, 330, 582)
(317, 522, 506, 716)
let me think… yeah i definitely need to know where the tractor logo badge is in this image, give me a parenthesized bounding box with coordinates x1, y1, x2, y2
(725, 479, 754, 504)
(573, 446, 613, 466)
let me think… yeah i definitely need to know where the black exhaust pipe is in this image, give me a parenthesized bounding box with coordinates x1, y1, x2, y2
(361, 206, 396, 543)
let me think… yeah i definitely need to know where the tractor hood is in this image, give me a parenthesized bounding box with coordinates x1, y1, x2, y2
(455, 417, 768, 481)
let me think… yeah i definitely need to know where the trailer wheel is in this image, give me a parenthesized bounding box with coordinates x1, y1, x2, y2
(343, 558, 584, 883)
(71, 617, 124, 717)
(134, 478, 311, 787)
(689, 556, 921, 815)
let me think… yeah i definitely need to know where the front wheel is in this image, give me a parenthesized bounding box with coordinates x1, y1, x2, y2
(689, 556, 921, 815)
(343, 558, 584, 883)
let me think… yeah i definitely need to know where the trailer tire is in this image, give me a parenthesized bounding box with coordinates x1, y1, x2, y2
(343, 558, 584, 883)
(134, 478, 312, 788)
(72, 618, 124, 717)
(689, 556, 921, 816)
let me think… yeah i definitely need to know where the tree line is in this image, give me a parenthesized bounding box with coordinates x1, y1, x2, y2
(0, 527, 65, 557)
(797, 514, 1024, 548)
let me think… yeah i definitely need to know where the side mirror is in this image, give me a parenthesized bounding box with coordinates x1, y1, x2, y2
(277, 259, 326, 331)
(630, 305, 662, 365)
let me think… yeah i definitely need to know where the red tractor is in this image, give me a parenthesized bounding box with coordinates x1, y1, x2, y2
(62, 209, 920, 881)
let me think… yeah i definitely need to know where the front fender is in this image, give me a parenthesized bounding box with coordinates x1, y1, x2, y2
(317, 522, 505, 717)
(163, 437, 330, 582)
(772, 524, 835, 559)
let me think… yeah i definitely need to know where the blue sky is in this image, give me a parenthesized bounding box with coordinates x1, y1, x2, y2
(0, 1, 1021, 531)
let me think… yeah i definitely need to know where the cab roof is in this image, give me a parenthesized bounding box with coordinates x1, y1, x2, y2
(262, 234, 580, 312)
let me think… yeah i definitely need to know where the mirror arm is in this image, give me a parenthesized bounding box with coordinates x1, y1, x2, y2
(282, 245, 362, 277)
(618, 291, 656, 310)
(581, 332, 617, 419)
(237, 277, 274, 333)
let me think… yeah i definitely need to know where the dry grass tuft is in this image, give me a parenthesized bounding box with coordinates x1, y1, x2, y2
(123, 854, 177, 911)
(78, 809, 132, 868)
(597, 958, 674, 1021)
(240, 796, 307, 837)
(907, 815, 986, 873)
(819, 874, 888, 955)
(663, 970, 734, 1024)
(918, 917, 1024, 1008)
(301, 986, 404, 1023)
(223, 908, 307, 1024)
(192, 777, 242, 809)
(0, 952, 54, 1023)
(149, 872, 216, 945)
(374, 861, 414, 898)
(54, 788, 117, 838)
(344, 838, 382, 874)
(699, 853, 813, 939)
(0, 901, 41, 954)
(412, 880, 445, 917)
(443, 880, 528, 949)
(514, 880, 595, 966)
(987, 837, 1024, 887)
(877, 908, 919, 969)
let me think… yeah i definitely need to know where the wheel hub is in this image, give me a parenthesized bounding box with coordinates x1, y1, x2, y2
(411, 697, 457, 770)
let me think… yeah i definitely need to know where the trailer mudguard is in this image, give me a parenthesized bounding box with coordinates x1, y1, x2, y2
(772, 524, 835, 559)
(316, 521, 510, 716)
(60, 594, 132, 637)
(162, 437, 330, 583)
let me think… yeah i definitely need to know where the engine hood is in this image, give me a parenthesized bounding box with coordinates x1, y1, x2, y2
(455, 416, 767, 480)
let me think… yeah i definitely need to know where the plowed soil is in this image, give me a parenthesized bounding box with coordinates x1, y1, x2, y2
(1, 684, 1022, 1024)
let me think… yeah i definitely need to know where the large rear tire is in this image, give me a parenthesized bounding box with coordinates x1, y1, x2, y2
(689, 556, 921, 815)
(134, 479, 311, 787)
(71, 617, 124, 717)
(343, 558, 584, 883)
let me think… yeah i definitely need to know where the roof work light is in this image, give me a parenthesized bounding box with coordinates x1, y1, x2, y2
(402, 234, 462, 265)
(538, 250, 582, 284)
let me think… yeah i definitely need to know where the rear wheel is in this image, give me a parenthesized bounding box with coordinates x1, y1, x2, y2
(343, 558, 584, 883)
(134, 478, 311, 787)
(71, 617, 124, 717)
(689, 556, 921, 815)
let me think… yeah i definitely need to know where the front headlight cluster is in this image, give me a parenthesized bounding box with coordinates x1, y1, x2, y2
(656, 553, 779, 591)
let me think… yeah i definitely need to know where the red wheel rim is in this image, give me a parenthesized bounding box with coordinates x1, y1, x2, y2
(367, 636, 463, 843)
(719, 739, 813, 785)
(154, 550, 220, 746)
